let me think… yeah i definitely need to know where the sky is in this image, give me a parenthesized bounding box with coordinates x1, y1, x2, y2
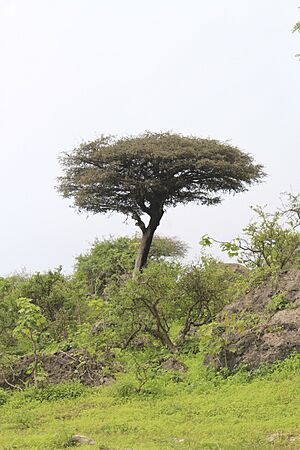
(0, 0, 299, 275)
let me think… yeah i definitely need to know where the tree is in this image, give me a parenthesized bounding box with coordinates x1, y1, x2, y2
(104, 259, 243, 354)
(13, 298, 47, 387)
(57, 132, 264, 271)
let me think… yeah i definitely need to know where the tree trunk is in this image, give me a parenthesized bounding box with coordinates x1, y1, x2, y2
(134, 209, 164, 272)
(144, 324, 177, 354)
(144, 302, 177, 353)
(157, 329, 178, 354)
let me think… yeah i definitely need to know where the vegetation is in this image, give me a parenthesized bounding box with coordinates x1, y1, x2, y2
(0, 198, 299, 369)
(0, 194, 299, 448)
(201, 193, 300, 274)
(74, 235, 187, 296)
(0, 355, 300, 449)
(57, 132, 264, 270)
(0, 7, 298, 449)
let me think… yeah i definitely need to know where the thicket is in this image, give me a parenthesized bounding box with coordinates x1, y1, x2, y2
(0, 194, 299, 392)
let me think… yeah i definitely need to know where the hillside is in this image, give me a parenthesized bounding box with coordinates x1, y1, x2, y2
(206, 269, 300, 371)
(0, 355, 300, 450)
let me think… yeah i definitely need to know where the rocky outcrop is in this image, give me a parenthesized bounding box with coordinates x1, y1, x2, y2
(0, 349, 120, 389)
(205, 269, 300, 371)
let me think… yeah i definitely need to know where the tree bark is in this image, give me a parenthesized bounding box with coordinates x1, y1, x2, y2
(144, 324, 177, 354)
(156, 329, 177, 354)
(143, 301, 177, 354)
(134, 208, 164, 272)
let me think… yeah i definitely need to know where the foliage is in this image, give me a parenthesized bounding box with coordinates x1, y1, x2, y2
(113, 348, 169, 398)
(200, 313, 247, 370)
(57, 131, 264, 270)
(200, 193, 300, 274)
(18, 267, 88, 341)
(13, 297, 47, 386)
(0, 356, 300, 448)
(20, 381, 86, 403)
(102, 258, 245, 353)
(177, 258, 247, 346)
(0, 277, 21, 349)
(75, 235, 187, 296)
(14, 297, 47, 339)
(104, 261, 181, 353)
(267, 291, 289, 313)
(0, 269, 90, 357)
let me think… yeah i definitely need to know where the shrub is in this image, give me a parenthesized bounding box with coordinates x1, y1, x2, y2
(20, 381, 87, 402)
(267, 292, 289, 313)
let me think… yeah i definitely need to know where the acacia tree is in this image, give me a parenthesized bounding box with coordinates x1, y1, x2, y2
(57, 132, 264, 271)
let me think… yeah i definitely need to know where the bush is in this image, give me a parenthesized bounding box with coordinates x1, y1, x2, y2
(267, 292, 289, 313)
(20, 381, 87, 402)
(112, 376, 138, 399)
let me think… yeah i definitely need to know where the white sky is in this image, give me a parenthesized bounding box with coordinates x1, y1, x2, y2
(0, 0, 299, 275)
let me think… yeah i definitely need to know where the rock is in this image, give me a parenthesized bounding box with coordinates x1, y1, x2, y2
(0, 348, 119, 389)
(161, 357, 187, 372)
(205, 269, 300, 371)
(266, 432, 297, 443)
(68, 434, 95, 445)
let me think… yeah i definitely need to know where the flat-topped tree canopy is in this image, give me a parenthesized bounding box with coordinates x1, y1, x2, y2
(57, 132, 265, 271)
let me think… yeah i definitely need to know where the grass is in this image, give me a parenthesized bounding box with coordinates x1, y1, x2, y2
(0, 356, 300, 449)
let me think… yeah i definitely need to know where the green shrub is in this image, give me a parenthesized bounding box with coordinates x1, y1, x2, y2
(267, 292, 289, 313)
(112, 376, 138, 399)
(20, 381, 87, 402)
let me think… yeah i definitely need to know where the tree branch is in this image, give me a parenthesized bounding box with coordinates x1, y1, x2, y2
(132, 212, 146, 233)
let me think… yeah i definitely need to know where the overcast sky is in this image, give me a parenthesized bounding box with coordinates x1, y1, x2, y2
(0, 0, 299, 275)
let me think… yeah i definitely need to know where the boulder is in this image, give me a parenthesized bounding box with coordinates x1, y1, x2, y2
(68, 434, 95, 445)
(161, 357, 187, 372)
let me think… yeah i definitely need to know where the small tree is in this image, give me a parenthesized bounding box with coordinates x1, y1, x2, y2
(13, 297, 47, 387)
(103, 259, 244, 354)
(201, 193, 300, 272)
(57, 132, 264, 271)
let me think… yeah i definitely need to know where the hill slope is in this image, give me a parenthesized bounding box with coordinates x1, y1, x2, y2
(0, 357, 300, 449)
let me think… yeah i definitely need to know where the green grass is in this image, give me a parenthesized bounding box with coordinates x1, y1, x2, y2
(0, 358, 300, 449)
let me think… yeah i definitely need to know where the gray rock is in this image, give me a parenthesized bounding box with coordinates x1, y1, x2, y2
(161, 357, 187, 372)
(68, 434, 96, 445)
